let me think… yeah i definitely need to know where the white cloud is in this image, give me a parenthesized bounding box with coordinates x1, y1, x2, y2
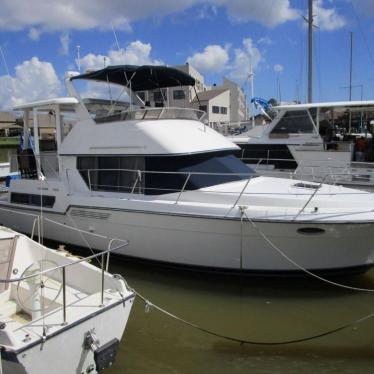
(274, 64, 284, 73)
(229, 38, 262, 82)
(221, 0, 299, 27)
(187, 45, 229, 73)
(59, 32, 70, 56)
(0, 0, 301, 36)
(313, 0, 346, 31)
(0, 57, 61, 109)
(28, 27, 41, 41)
(79, 40, 162, 71)
(257, 37, 272, 45)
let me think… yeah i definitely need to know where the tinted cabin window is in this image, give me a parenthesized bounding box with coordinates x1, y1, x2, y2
(270, 110, 316, 136)
(145, 152, 251, 194)
(77, 156, 145, 192)
(77, 152, 253, 195)
(212, 106, 219, 114)
(11, 193, 55, 208)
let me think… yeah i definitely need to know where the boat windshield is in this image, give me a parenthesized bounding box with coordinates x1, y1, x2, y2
(145, 151, 254, 194)
(77, 151, 254, 195)
(269, 110, 317, 137)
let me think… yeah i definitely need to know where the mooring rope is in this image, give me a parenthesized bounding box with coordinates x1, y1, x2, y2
(115, 203, 374, 346)
(241, 207, 374, 293)
(126, 285, 374, 346)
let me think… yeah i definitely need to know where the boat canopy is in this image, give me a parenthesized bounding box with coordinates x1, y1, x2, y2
(71, 65, 196, 91)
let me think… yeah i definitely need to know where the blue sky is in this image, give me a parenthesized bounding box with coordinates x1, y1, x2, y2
(1, 0, 374, 110)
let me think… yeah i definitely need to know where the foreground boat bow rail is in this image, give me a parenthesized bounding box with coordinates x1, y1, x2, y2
(0, 227, 135, 374)
(2, 64, 374, 274)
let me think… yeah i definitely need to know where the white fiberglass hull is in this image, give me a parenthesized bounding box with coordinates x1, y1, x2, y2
(2, 297, 134, 374)
(1, 205, 374, 273)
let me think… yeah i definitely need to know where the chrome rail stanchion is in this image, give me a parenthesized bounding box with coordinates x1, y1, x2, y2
(131, 170, 142, 194)
(62, 267, 67, 325)
(88, 170, 92, 195)
(175, 173, 191, 204)
(31, 216, 40, 241)
(232, 178, 252, 208)
(101, 253, 105, 306)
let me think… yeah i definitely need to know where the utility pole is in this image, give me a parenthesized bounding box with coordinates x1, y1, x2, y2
(307, 0, 313, 103)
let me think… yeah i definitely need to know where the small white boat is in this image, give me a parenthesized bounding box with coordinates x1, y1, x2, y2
(0, 226, 135, 374)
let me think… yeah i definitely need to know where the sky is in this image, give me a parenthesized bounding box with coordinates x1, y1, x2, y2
(1, 0, 374, 110)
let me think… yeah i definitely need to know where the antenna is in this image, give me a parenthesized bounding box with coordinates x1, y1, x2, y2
(111, 22, 121, 52)
(76, 45, 81, 73)
(0, 46, 10, 76)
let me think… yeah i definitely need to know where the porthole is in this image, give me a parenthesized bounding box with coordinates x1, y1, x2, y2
(297, 227, 325, 235)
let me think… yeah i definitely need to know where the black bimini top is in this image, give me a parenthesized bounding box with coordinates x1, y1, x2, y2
(71, 65, 196, 91)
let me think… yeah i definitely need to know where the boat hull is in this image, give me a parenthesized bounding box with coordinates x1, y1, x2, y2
(1, 205, 373, 273)
(1, 296, 134, 374)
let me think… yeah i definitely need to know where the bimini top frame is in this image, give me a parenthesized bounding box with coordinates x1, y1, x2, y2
(70, 65, 196, 91)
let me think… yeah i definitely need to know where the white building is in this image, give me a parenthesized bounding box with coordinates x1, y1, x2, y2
(191, 89, 230, 126)
(135, 64, 247, 126)
(213, 78, 247, 123)
(136, 63, 205, 108)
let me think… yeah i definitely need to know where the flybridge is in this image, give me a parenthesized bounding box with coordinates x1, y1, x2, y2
(70, 65, 196, 90)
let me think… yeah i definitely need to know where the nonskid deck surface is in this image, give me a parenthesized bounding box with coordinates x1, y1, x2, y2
(0, 281, 129, 352)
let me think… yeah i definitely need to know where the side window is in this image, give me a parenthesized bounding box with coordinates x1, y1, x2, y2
(77, 156, 145, 193)
(212, 106, 219, 114)
(173, 90, 186, 100)
(270, 110, 316, 136)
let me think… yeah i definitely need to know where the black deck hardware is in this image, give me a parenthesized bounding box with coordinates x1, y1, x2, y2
(94, 338, 120, 372)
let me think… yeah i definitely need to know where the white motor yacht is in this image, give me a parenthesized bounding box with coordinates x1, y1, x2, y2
(0, 65, 374, 274)
(0, 225, 135, 374)
(228, 100, 374, 189)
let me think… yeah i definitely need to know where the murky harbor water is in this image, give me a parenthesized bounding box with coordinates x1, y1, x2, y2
(1, 148, 374, 373)
(106, 259, 374, 374)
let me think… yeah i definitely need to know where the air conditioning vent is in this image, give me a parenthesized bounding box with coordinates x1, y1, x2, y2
(70, 209, 110, 220)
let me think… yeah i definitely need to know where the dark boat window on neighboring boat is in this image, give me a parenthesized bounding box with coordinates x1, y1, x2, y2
(270, 110, 316, 137)
(77, 151, 254, 195)
(10, 193, 55, 208)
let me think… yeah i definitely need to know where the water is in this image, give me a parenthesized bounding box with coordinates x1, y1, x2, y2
(2, 148, 374, 373)
(106, 260, 374, 374)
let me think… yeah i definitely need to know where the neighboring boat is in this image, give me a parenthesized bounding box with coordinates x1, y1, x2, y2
(0, 225, 135, 374)
(228, 100, 374, 190)
(0, 65, 374, 274)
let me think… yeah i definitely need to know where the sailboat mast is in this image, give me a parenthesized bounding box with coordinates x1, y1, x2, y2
(307, 0, 313, 103)
(349, 31, 353, 101)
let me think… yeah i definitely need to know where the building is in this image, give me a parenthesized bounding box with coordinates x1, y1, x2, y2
(136, 63, 205, 108)
(0, 112, 21, 136)
(191, 89, 230, 127)
(214, 78, 247, 123)
(135, 64, 247, 126)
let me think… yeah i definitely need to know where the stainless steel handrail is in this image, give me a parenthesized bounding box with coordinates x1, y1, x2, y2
(0, 241, 128, 284)
(0, 239, 128, 325)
